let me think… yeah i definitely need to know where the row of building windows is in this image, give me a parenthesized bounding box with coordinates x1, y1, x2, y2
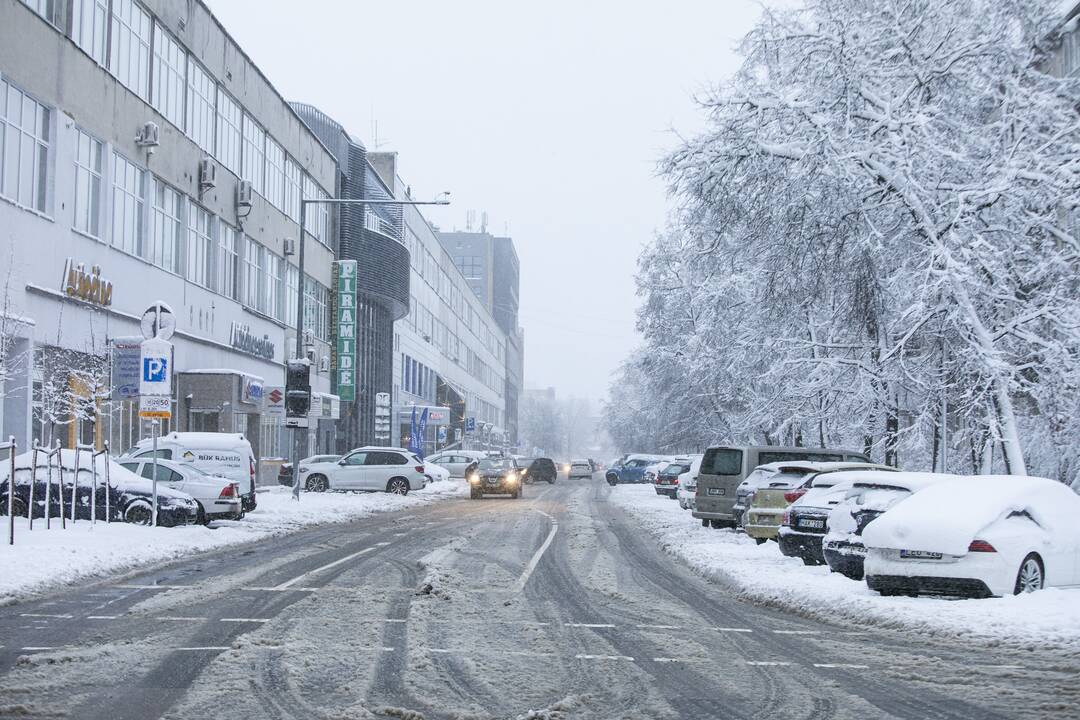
(401, 354, 436, 403)
(18, 0, 332, 245)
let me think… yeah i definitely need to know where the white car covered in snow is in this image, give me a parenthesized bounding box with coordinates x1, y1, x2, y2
(864, 475, 1080, 598)
(677, 455, 704, 510)
(424, 462, 450, 483)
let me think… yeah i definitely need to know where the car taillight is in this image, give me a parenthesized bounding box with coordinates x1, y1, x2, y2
(782, 511, 791, 526)
(968, 539, 997, 553)
(219, 484, 236, 498)
(415, 465, 425, 474)
(249, 457, 256, 481)
(784, 489, 807, 503)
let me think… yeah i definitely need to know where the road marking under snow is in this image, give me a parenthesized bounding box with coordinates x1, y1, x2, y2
(158, 616, 203, 621)
(220, 618, 271, 623)
(512, 509, 559, 593)
(652, 657, 690, 663)
(382, 618, 407, 623)
(988, 664, 1025, 670)
(242, 586, 317, 592)
(575, 654, 634, 661)
(637, 624, 681, 630)
(813, 663, 869, 669)
(20, 613, 72, 619)
(375, 541, 391, 546)
(381, 647, 395, 652)
(715, 627, 754, 633)
(746, 661, 792, 666)
(566, 623, 616, 628)
(116, 584, 191, 590)
(86, 615, 119, 620)
(20, 647, 56, 651)
(428, 648, 451, 654)
(274, 547, 375, 589)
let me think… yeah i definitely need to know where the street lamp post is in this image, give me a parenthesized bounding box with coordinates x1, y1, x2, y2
(290, 192, 450, 499)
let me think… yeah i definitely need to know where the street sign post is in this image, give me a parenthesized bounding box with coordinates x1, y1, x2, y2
(139, 302, 174, 526)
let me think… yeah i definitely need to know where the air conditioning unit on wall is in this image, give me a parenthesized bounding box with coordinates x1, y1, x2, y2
(135, 121, 159, 147)
(237, 180, 253, 210)
(198, 158, 216, 192)
(319, 355, 330, 373)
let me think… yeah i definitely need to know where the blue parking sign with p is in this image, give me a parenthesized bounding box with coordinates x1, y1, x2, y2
(143, 356, 168, 382)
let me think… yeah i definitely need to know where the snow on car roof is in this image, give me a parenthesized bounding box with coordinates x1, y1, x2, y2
(863, 475, 1080, 556)
(843, 470, 956, 492)
(3, 450, 192, 499)
(158, 432, 252, 450)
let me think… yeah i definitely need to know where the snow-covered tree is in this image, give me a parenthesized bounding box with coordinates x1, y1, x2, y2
(611, 0, 1080, 482)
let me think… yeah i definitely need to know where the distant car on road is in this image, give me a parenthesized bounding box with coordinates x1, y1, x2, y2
(521, 457, 558, 484)
(468, 456, 524, 499)
(864, 475, 1080, 598)
(568, 459, 594, 479)
(299, 447, 426, 495)
(117, 458, 242, 523)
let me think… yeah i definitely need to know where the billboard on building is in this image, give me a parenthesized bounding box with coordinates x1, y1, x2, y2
(332, 260, 357, 401)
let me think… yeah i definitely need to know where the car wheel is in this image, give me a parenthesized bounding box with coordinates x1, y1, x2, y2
(305, 475, 329, 493)
(709, 519, 727, 529)
(1, 496, 27, 517)
(387, 478, 410, 496)
(124, 501, 153, 526)
(754, 537, 767, 545)
(1014, 553, 1044, 594)
(196, 502, 207, 525)
(470, 488, 481, 499)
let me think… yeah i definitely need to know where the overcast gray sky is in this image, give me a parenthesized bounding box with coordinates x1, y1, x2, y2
(206, 0, 762, 402)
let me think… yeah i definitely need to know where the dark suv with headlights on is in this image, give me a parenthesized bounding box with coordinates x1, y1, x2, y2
(468, 457, 525, 499)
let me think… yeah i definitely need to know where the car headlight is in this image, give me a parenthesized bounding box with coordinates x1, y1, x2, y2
(468, 473, 480, 483)
(507, 471, 518, 482)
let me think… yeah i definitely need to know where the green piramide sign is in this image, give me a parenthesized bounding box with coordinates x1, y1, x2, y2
(333, 260, 357, 401)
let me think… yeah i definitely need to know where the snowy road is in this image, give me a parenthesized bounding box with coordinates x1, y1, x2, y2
(0, 477, 1075, 719)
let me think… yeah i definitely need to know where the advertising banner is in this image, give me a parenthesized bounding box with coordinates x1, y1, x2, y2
(110, 336, 142, 400)
(332, 260, 357, 402)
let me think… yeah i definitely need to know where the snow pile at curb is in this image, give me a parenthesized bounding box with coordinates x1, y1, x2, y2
(609, 485, 1080, 651)
(0, 481, 467, 604)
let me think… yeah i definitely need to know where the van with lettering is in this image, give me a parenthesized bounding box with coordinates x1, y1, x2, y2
(693, 445, 869, 529)
(123, 432, 258, 512)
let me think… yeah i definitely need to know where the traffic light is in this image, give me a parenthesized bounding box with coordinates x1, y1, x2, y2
(285, 359, 311, 419)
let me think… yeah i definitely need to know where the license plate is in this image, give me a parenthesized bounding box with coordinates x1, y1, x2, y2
(900, 549, 942, 560)
(799, 519, 824, 529)
(707, 488, 726, 496)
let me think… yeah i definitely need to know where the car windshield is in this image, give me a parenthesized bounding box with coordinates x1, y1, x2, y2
(479, 458, 514, 470)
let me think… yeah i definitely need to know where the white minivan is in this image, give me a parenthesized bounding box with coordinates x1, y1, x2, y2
(123, 432, 258, 512)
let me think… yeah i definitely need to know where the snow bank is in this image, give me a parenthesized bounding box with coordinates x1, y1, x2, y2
(0, 481, 467, 604)
(608, 484, 1080, 651)
(863, 475, 1080, 556)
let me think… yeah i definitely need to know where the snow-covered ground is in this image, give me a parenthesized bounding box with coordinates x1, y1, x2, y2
(0, 481, 467, 604)
(609, 485, 1080, 651)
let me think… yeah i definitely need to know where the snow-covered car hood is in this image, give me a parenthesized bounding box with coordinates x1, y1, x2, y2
(863, 475, 1080, 556)
(791, 480, 855, 511)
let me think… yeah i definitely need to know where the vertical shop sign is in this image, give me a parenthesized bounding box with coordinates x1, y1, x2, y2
(333, 260, 357, 401)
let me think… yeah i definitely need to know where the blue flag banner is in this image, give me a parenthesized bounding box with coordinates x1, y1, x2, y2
(408, 406, 420, 456)
(416, 407, 430, 460)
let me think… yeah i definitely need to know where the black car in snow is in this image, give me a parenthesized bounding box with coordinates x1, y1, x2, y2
(0, 450, 200, 526)
(521, 457, 557, 484)
(468, 457, 524, 499)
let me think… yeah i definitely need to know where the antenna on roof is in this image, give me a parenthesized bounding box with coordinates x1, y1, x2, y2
(481, 211, 488, 233)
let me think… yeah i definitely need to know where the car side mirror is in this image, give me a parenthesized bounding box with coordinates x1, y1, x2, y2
(338, 459, 347, 466)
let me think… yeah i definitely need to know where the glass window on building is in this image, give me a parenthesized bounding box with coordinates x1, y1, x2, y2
(244, 238, 263, 310)
(186, 203, 214, 288)
(21, 0, 56, 24)
(242, 114, 265, 195)
(150, 178, 183, 274)
(72, 128, 102, 237)
(111, 152, 145, 256)
(284, 156, 301, 224)
(215, 91, 242, 176)
(185, 58, 216, 153)
(151, 24, 186, 129)
(285, 264, 299, 327)
(109, 0, 151, 101)
(264, 137, 285, 212)
(72, 0, 108, 65)
(218, 222, 239, 300)
(302, 174, 329, 245)
(0, 80, 50, 213)
(303, 276, 329, 341)
(266, 252, 283, 321)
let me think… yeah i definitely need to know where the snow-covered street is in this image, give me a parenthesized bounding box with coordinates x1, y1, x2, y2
(1, 477, 1076, 720)
(0, 482, 466, 605)
(609, 485, 1080, 652)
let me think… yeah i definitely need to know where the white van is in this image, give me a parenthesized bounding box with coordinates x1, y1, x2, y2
(123, 432, 258, 512)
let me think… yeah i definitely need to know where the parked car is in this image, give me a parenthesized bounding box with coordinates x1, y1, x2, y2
(1, 449, 199, 527)
(823, 472, 955, 579)
(654, 457, 693, 499)
(732, 462, 805, 529)
(424, 462, 450, 483)
(278, 455, 341, 486)
(605, 454, 667, 485)
(298, 447, 426, 495)
(425, 451, 487, 478)
(569, 459, 594, 479)
(693, 445, 870, 529)
(123, 432, 258, 512)
(117, 458, 242, 523)
(778, 479, 858, 565)
(468, 456, 524, 499)
(522, 457, 558, 484)
(864, 475, 1080, 598)
(642, 460, 672, 487)
(744, 462, 893, 543)
(676, 455, 704, 510)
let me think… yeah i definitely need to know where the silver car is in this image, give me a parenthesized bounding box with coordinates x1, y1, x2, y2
(425, 451, 487, 478)
(117, 458, 243, 523)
